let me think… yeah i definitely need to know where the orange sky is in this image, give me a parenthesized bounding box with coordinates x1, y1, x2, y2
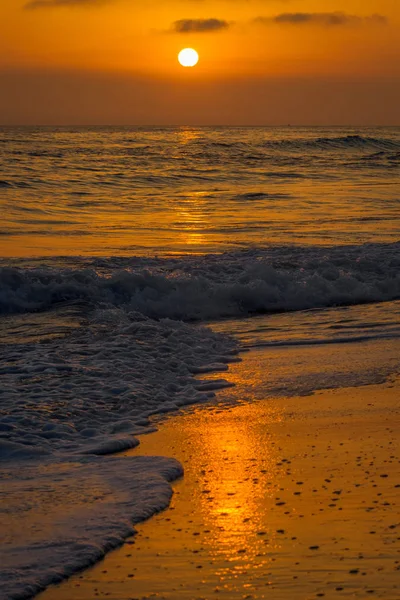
(1, 0, 399, 124)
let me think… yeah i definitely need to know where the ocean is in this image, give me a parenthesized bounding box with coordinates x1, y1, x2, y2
(1, 126, 400, 257)
(0, 126, 399, 599)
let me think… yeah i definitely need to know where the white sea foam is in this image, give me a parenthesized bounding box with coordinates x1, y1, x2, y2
(0, 311, 238, 458)
(1, 455, 183, 600)
(1, 243, 399, 318)
(0, 305, 238, 599)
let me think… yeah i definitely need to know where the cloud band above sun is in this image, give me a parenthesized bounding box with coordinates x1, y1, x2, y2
(166, 12, 387, 36)
(254, 12, 388, 27)
(172, 19, 231, 34)
(25, 0, 103, 8)
(23, 0, 389, 33)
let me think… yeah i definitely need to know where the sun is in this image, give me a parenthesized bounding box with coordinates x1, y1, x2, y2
(178, 48, 199, 68)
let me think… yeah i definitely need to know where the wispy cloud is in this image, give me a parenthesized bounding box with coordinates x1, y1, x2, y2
(172, 18, 231, 33)
(24, 0, 302, 10)
(25, 0, 104, 9)
(254, 12, 388, 27)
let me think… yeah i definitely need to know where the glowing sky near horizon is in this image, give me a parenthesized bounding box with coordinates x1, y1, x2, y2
(0, 0, 399, 124)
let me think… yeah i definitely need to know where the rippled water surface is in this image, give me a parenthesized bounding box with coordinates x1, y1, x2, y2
(1, 126, 399, 257)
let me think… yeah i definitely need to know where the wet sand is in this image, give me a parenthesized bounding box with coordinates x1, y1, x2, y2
(39, 369, 399, 599)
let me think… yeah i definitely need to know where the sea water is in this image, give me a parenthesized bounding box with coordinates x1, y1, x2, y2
(1, 126, 399, 257)
(0, 127, 399, 599)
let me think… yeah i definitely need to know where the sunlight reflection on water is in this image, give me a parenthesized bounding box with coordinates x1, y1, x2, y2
(1, 126, 399, 257)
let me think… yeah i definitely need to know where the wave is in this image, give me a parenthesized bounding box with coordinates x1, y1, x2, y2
(247, 332, 400, 349)
(233, 192, 290, 201)
(263, 135, 400, 152)
(1, 243, 399, 319)
(349, 150, 400, 167)
(1, 456, 183, 600)
(195, 135, 400, 154)
(198, 135, 400, 153)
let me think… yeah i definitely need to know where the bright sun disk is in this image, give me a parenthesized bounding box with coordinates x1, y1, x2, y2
(178, 48, 199, 67)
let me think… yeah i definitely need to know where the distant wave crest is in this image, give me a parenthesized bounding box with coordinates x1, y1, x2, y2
(263, 135, 400, 152)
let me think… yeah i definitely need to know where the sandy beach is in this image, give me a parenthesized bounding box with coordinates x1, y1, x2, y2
(38, 349, 400, 600)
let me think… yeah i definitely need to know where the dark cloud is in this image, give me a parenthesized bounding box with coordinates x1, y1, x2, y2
(25, 0, 104, 9)
(172, 18, 231, 33)
(254, 12, 388, 27)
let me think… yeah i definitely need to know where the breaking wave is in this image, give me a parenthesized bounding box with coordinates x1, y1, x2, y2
(1, 243, 399, 319)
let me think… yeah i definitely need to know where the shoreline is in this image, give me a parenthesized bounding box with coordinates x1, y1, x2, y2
(1, 124, 399, 600)
(39, 369, 400, 600)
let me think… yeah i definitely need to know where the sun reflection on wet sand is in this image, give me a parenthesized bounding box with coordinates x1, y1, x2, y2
(38, 352, 400, 600)
(192, 408, 282, 568)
